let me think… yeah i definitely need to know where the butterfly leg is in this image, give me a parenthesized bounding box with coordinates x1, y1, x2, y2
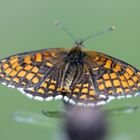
(42, 109, 65, 118)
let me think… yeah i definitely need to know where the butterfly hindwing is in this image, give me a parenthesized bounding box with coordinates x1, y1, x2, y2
(63, 67, 108, 106)
(23, 63, 68, 101)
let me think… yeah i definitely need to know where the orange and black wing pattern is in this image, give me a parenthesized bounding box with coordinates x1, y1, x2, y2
(63, 69, 108, 106)
(1, 46, 140, 106)
(86, 51, 140, 103)
(0, 48, 68, 101)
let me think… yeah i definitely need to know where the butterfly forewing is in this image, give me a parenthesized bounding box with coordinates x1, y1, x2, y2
(0, 48, 68, 100)
(86, 51, 140, 100)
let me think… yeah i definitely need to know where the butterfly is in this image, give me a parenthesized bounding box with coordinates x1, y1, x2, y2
(0, 40, 140, 107)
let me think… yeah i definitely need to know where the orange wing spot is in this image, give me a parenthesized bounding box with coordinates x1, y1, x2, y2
(128, 80, 134, 86)
(48, 91, 53, 94)
(9, 70, 17, 77)
(98, 84, 105, 90)
(35, 53, 42, 62)
(126, 67, 134, 75)
(132, 76, 139, 82)
(5, 68, 12, 74)
(10, 56, 18, 60)
(95, 56, 100, 61)
(12, 62, 19, 69)
(62, 88, 70, 92)
(104, 60, 112, 69)
(97, 60, 104, 65)
(16, 66, 22, 71)
(44, 54, 52, 60)
(81, 88, 88, 93)
(119, 75, 125, 80)
(57, 87, 61, 92)
(3, 64, 9, 69)
(50, 52, 57, 57)
(100, 57, 106, 61)
(30, 88, 35, 92)
(132, 87, 137, 91)
(46, 62, 53, 67)
(124, 73, 130, 80)
(24, 55, 32, 64)
(73, 88, 80, 93)
(5, 77, 11, 81)
(72, 94, 77, 98)
(138, 83, 140, 87)
(116, 88, 123, 93)
(76, 84, 82, 87)
(137, 72, 140, 76)
(108, 90, 114, 94)
(24, 65, 33, 71)
(37, 73, 43, 77)
(89, 90, 95, 96)
(26, 73, 34, 80)
(18, 71, 26, 77)
(80, 94, 87, 99)
(49, 84, 55, 90)
(32, 67, 39, 73)
(96, 79, 103, 83)
(113, 64, 121, 72)
(38, 89, 44, 94)
(46, 78, 50, 82)
(83, 84, 89, 87)
(110, 73, 117, 79)
(90, 86, 94, 90)
(51, 79, 57, 84)
(93, 67, 99, 71)
(103, 73, 110, 80)
(10, 58, 18, 64)
(21, 81, 26, 85)
(113, 80, 120, 87)
(41, 83, 47, 88)
(32, 77, 39, 84)
(125, 89, 130, 93)
(1, 59, 6, 63)
(89, 97, 95, 101)
(13, 78, 19, 83)
(43, 52, 49, 56)
(121, 81, 129, 88)
(105, 80, 112, 88)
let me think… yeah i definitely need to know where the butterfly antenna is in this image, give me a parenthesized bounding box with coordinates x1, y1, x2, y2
(83, 26, 116, 43)
(54, 20, 77, 42)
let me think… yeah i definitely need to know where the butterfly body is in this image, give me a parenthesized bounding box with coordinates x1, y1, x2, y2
(0, 43, 140, 106)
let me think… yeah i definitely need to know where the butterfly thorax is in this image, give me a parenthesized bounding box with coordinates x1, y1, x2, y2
(65, 46, 86, 64)
(60, 46, 86, 90)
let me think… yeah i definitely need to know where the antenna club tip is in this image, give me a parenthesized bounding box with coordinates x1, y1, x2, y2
(110, 25, 116, 31)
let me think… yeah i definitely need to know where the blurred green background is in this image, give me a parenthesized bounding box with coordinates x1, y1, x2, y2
(0, 0, 140, 140)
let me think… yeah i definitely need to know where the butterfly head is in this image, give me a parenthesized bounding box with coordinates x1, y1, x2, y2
(75, 40, 84, 48)
(66, 40, 86, 63)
